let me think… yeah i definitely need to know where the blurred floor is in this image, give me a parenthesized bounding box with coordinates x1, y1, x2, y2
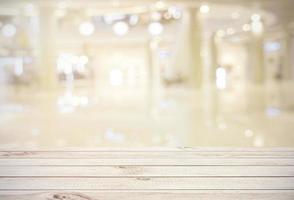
(0, 80, 294, 149)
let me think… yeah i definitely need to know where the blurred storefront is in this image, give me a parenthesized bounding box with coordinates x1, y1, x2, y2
(0, 0, 294, 148)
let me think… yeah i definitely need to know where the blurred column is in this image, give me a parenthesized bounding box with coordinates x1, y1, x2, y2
(147, 38, 162, 110)
(283, 28, 293, 80)
(173, 7, 203, 88)
(203, 33, 218, 126)
(247, 17, 266, 112)
(37, 5, 58, 89)
(208, 33, 218, 83)
(250, 18, 265, 84)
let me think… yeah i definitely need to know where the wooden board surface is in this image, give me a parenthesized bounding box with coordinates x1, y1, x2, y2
(0, 149, 294, 200)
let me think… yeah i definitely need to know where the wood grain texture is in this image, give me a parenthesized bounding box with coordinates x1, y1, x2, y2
(1, 177, 294, 190)
(0, 149, 293, 199)
(0, 166, 294, 177)
(0, 191, 294, 200)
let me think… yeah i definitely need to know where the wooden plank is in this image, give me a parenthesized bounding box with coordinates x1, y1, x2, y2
(1, 151, 294, 159)
(1, 150, 293, 199)
(0, 177, 294, 190)
(0, 191, 294, 200)
(1, 158, 293, 166)
(0, 166, 293, 177)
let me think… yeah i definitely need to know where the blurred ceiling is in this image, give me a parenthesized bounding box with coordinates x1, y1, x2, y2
(206, 0, 294, 26)
(0, 0, 293, 27)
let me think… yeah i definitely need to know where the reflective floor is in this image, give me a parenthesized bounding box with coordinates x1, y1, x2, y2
(0, 80, 294, 149)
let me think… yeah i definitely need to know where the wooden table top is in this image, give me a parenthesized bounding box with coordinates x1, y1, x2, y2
(0, 148, 294, 200)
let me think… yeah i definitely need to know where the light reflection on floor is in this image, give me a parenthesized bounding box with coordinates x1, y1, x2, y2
(0, 81, 294, 149)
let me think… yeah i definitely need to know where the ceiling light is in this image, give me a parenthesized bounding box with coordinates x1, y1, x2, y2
(113, 21, 129, 36)
(168, 6, 182, 19)
(251, 14, 261, 22)
(226, 28, 235, 35)
(148, 22, 163, 36)
(242, 24, 251, 32)
(155, 1, 166, 9)
(79, 21, 95, 36)
(200, 4, 210, 14)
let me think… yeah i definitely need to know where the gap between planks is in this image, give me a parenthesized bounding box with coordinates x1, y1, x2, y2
(1, 151, 294, 159)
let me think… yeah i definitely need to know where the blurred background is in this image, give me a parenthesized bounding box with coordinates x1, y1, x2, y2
(0, 0, 293, 149)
